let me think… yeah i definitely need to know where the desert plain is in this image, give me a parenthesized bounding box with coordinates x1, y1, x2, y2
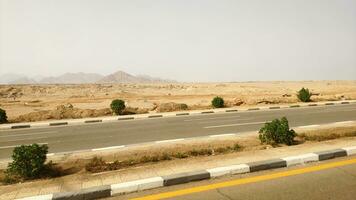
(0, 80, 355, 123)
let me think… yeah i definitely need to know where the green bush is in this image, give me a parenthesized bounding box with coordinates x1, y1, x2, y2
(259, 117, 296, 145)
(212, 96, 224, 108)
(0, 108, 7, 124)
(297, 87, 312, 102)
(110, 99, 126, 115)
(6, 144, 48, 180)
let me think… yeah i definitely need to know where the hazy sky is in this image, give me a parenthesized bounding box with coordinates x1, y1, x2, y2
(1, 0, 355, 82)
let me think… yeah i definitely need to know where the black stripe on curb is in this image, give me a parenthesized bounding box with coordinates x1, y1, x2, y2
(341, 102, 350, 104)
(308, 104, 317, 106)
(148, 115, 163, 118)
(201, 111, 214, 114)
(225, 109, 238, 112)
(11, 125, 31, 129)
(269, 106, 280, 109)
(84, 119, 103, 123)
(118, 117, 134, 120)
(325, 103, 335, 105)
(289, 105, 300, 108)
(176, 113, 189, 116)
(163, 170, 210, 186)
(248, 108, 260, 111)
(248, 159, 287, 172)
(49, 122, 68, 126)
(315, 149, 347, 161)
(52, 185, 111, 200)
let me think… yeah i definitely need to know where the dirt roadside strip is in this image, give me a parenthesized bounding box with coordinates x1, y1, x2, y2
(15, 146, 356, 200)
(0, 100, 355, 130)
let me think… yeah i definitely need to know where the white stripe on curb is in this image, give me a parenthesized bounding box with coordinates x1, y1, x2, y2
(111, 177, 164, 195)
(342, 146, 356, 156)
(92, 145, 125, 151)
(207, 164, 250, 177)
(282, 153, 319, 167)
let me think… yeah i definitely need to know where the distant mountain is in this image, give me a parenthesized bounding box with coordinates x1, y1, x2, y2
(39, 72, 104, 84)
(9, 77, 37, 84)
(0, 71, 175, 84)
(98, 71, 175, 83)
(0, 74, 27, 84)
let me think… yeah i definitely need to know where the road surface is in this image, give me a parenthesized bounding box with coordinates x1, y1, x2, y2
(0, 103, 355, 159)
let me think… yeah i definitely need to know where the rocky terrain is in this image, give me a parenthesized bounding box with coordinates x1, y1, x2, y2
(0, 80, 355, 122)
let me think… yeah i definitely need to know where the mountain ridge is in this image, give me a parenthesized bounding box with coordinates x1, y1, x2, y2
(0, 71, 176, 84)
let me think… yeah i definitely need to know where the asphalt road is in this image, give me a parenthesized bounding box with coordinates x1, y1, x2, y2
(0, 103, 355, 159)
(111, 156, 356, 200)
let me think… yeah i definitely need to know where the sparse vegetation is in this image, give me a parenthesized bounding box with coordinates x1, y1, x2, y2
(297, 87, 312, 102)
(259, 117, 296, 146)
(0, 108, 7, 124)
(212, 96, 225, 108)
(110, 99, 126, 115)
(85, 143, 241, 173)
(298, 126, 356, 141)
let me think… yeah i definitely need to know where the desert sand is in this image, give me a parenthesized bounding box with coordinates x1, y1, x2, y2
(0, 81, 355, 122)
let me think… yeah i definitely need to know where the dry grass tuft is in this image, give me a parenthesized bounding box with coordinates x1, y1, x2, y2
(298, 126, 356, 141)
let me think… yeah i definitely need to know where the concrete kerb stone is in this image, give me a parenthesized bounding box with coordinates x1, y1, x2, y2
(315, 149, 348, 161)
(52, 185, 111, 200)
(163, 170, 211, 186)
(11, 124, 31, 129)
(282, 153, 319, 167)
(342, 146, 356, 156)
(248, 158, 287, 172)
(111, 177, 164, 196)
(207, 164, 250, 177)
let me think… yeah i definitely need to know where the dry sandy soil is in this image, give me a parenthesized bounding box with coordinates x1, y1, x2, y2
(0, 81, 355, 122)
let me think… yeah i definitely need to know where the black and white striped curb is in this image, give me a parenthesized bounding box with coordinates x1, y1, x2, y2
(1, 100, 355, 131)
(17, 146, 356, 200)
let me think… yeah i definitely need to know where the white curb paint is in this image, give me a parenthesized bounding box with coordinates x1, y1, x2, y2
(16, 194, 53, 200)
(111, 177, 164, 195)
(92, 145, 125, 151)
(155, 139, 185, 143)
(207, 164, 250, 177)
(282, 153, 319, 167)
(342, 146, 356, 156)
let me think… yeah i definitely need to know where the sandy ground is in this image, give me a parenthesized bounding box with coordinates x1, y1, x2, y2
(0, 81, 355, 122)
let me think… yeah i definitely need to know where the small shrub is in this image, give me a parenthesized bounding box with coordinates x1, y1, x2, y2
(110, 99, 126, 115)
(5, 144, 48, 180)
(297, 88, 312, 102)
(259, 117, 296, 145)
(0, 108, 7, 124)
(233, 143, 241, 151)
(212, 96, 224, 108)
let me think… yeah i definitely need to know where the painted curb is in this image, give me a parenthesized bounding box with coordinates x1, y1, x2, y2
(207, 164, 250, 177)
(163, 170, 211, 186)
(15, 146, 356, 200)
(52, 185, 111, 200)
(315, 149, 347, 161)
(248, 158, 287, 172)
(111, 177, 164, 195)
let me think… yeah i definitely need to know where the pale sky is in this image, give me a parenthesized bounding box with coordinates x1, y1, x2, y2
(0, 0, 355, 82)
